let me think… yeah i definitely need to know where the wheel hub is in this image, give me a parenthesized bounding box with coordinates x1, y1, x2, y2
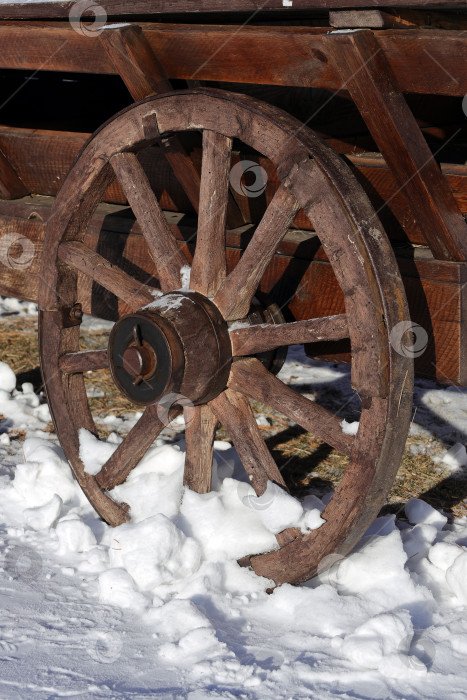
(108, 291, 232, 406)
(122, 342, 157, 384)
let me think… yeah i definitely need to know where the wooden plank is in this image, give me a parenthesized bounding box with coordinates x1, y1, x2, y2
(190, 130, 232, 296)
(100, 23, 205, 217)
(0, 215, 44, 301)
(1, 0, 465, 20)
(0, 126, 193, 212)
(0, 24, 465, 96)
(99, 22, 172, 99)
(58, 239, 156, 309)
(300, 259, 467, 386)
(326, 29, 467, 261)
(209, 387, 287, 495)
(1, 195, 466, 283)
(0, 203, 465, 384)
(183, 404, 217, 493)
(1, 125, 466, 249)
(229, 358, 354, 455)
(229, 314, 349, 356)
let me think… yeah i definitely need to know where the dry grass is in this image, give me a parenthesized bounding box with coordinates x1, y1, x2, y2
(2, 315, 466, 520)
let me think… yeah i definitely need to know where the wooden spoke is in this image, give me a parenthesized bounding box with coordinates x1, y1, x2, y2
(110, 152, 189, 292)
(210, 388, 287, 495)
(59, 349, 109, 374)
(58, 240, 154, 310)
(229, 358, 354, 456)
(190, 130, 232, 297)
(213, 184, 300, 320)
(183, 404, 218, 493)
(230, 314, 349, 356)
(96, 404, 179, 490)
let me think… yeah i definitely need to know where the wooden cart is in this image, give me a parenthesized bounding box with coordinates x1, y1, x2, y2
(0, 0, 465, 584)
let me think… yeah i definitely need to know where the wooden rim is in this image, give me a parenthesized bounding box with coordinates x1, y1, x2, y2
(38, 88, 413, 584)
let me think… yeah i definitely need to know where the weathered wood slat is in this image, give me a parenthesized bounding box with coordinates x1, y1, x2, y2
(230, 314, 349, 356)
(229, 358, 354, 456)
(209, 387, 287, 495)
(1, 126, 465, 250)
(214, 184, 300, 319)
(4, 195, 467, 282)
(59, 349, 108, 374)
(100, 22, 209, 221)
(96, 404, 176, 490)
(190, 130, 232, 297)
(326, 29, 467, 261)
(100, 23, 172, 99)
(330, 8, 467, 28)
(0, 0, 465, 19)
(183, 404, 217, 493)
(0, 200, 465, 385)
(297, 258, 467, 388)
(0, 126, 193, 212)
(58, 239, 155, 309)
(0, 24, 465, 96)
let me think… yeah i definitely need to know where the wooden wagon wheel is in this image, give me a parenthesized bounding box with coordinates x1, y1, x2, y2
(38, 89, 413, 585)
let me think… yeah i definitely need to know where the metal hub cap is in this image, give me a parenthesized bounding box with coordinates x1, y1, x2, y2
(108, 291, 232, 406)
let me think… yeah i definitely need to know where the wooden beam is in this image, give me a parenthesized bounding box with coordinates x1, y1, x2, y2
(0, 125, 193, 212)
(100, 23, 201, 215)
(0, 0, 465, 19)
(325, 29, 467, 261)
(0, 197, 465, 385)
(2, 195, 466, 281)
(0, 150, 28, 199)
(100, 23, 172, 99)
(99, 23, 244, 226)
(0, 24, 465, 96)
(0, 126, 466, 248)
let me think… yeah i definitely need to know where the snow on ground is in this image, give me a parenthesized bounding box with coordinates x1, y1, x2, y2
(1, 300, 467, 698)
